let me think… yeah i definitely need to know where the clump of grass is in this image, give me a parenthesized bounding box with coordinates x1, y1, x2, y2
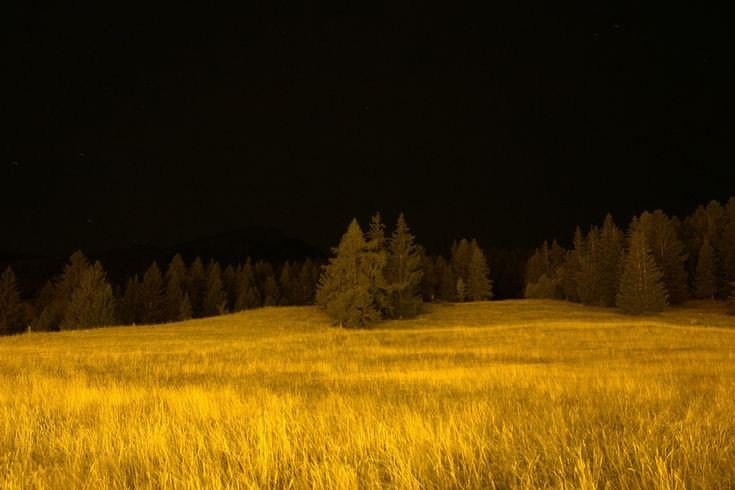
(1, 301, 734, 488)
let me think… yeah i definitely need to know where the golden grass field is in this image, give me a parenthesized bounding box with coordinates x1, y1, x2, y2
(1, 300, 734, 489)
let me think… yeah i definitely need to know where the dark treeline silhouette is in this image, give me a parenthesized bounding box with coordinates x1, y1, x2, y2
(525, 197, 735, 315)
(0, 251, 321, 334)
(316, 213, 493, 327)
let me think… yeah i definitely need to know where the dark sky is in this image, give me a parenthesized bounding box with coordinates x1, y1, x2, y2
(4, 4, 734, 256)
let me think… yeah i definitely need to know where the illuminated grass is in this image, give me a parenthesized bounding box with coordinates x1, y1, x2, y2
(1, 300, 734, 488)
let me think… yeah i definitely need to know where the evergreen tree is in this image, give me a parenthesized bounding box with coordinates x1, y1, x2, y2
(694, 239, 717, 299)
(32, 280, 57, 331)
(720, 198, 735, 296)
(34, 251, 90, 331)
(455, 277, 467, 302)
(0, 267, 25, 334)
(436, 256, 457, 302)
(577, 226, 601, 305)
(636, 210, 689, 304)
(466, 240, 493, 301)
(263, 276, 280, 306)
(365, 212, 390, 314)
(316, 219, 382, 327)
(616, 230, 668, 315)
(597, 214, 625, 306)
(139, 262, 165, 324)
(278, 262, 296, 305)
(254, 261, 275, 300)
(524, 248, 547, 286)
(234, 260, 260, 310)
(186, 257, 207, 317)
(60, 261, 117, 329)
(222, 264, 238, 311)
(419, 254, 439, 302)
(729, 281, 735, 314)
(297, 259, 318, 305)
(559, 227, 585, 302)
(202, 260, 227, 315)
(120, 275, 140, 324)
(451, 239, 472, 285)
(384, 214, 423, 318)
(163, 255, 191, 322)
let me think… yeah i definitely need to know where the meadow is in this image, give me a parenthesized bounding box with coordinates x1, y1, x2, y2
(1, 300, 734, 489)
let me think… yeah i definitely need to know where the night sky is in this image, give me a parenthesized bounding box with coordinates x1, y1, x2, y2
(4, 4, 734, 257)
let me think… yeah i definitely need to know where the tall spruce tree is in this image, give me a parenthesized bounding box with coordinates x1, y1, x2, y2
(384, 213, 423, 318)
(120, 275, 140, 324)
(466, 240, 493, 301)
(636, 210, 689, 304)
(729, 281, 735, 314)
(0, 267, 24, 335)
(694, 239, 717, 299)
(187, 257, 207, 317)
(559, 227, 585, 302)
(720, 198, 735, 296)
(451, 239, 472, 286)
(163, 255, 192, 322)
(419, 254, 439, 302)
(316, 219, 382, 327)
(222, 264, 238, 311)
(366, 212, 390, 314)
(203, 260, 227, 315)
(234, 260, 260, 310)
(577, 226, 601, 305)
(60, 261, 117, 329)
(598, 214, 625, 306)
(139, 262, 165, 324)
(297, 259, 318, 305)
(616, 229, 668, 315)
(263, 276, 280, 306)
(436, 256, 457, 302)
(456, 277, 467, 302)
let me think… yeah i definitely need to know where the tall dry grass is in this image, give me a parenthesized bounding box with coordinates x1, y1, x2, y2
(0, 300, 734, 488)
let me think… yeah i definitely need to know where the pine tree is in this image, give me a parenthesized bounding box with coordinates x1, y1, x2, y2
(139, 262, 165, 324)
(384, 214, 423, 318)
(222, 264, 238, 311)
(559, 227, 585, 302)
(187, 257, 207, 317)
(616, 230, 668, 315)
(729, 281, 735, 314)
(202, 260, 227, 315)
(0, 267, 25, 335)
(420, 254, 439, 302)
(32, 280, 57, 331)
(456, 277, 467, 302)
(263, 276, 280, 306)
(436, 256, 457, 302)
(254, 261, 275, 300)
(365, 212, 390, 314)
(163, 255, 191, 322)
(598, 214, 625, 306)
(60, 261, 117, 329)
(720, 198, 735, 296)
(466, 240, 492, 301)
(637, 210, 689, 304)
(278, 262, 296, 305)
(577, 226, 600, 305)
(694, 239, 717, 299)
(316, 219, 382, 327)
(451, 239, 472, 285)
(234, 260, 260, 310)
(297, 259, 318, 305)
(120, 276, 140, 324)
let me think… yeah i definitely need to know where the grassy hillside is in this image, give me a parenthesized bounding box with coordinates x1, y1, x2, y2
(1, 300, 734, 488)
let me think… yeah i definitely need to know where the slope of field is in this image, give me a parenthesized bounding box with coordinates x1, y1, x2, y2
(1, 300, 734, 488)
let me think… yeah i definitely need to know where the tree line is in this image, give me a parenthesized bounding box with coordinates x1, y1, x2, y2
(316, 213, 492, 327)
(524, 197, 735, 315)
(0, 213, 495, 333)
(0, 252, 320, 335)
